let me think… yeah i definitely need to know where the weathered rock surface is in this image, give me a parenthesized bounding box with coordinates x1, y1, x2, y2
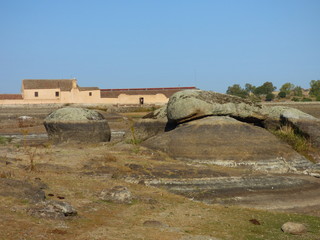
(99, 186, 132, 204)
(143, 105, 167, 120)
(0, 178, 45, 203)
(44, 107, 111, 143)
(126, 118, 177, 142)
(146, 175, 314, 204)
(167, 90, 266, 124)
(281, 222, 307, 235)
(280, 108, 320, 148)
(125, 105, 175, 141)
(29, 200, 77, 219)
(143, 116, 314, 173)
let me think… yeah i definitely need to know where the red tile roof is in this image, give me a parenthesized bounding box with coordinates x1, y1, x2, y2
(100, 87, 197, 98)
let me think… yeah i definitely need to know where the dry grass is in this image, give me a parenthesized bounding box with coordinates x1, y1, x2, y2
(272, 125, 310, 152)
(271, 125, 319, 162)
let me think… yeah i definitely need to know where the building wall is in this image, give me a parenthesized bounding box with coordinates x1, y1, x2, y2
(115, 93, 168, 104)
(23, 88, 61, 100)
(1, 79, 190, 105)
(77, 89, 101, 103)
(0, 92, 169, 105)
(21, 88, 102, 104)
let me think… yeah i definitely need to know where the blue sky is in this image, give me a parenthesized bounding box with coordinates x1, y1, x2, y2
(1, 0, 319, 93)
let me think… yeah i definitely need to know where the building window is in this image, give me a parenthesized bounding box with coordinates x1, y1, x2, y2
(55, 91, 59, 97)
(139, 97, 144, 105)
(34, 92, 38, 97)
(89, 92, 92, 96)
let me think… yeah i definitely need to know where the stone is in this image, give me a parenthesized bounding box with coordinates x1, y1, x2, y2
(281, 222, 307, 235)
(124, 105, 177, 142)
(44, 107, 111, 143)
(99, 186, 132, 204)
(125, 118, 176, 142)
(167, 90, 266, 124)
(0, 178, 45, 203)
(143, 105, 167, 120)
(279, 108, 320, 148)
(143, 116, 314, 173)
(148, 175, 311, 204)
(29, 200, 77, 219)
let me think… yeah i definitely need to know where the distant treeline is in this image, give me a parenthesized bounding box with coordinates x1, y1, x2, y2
(226, 80, 320, 102)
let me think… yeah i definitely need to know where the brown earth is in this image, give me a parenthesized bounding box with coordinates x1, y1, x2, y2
(1, 104, 320, 239)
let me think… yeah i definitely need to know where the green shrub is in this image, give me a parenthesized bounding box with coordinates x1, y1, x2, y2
(0, 136, 11, 145)
(265, 93, 275, 101)
(291, 97, 301, 102)
(278, 91, 286, 98)
(302, 97, 312, 102)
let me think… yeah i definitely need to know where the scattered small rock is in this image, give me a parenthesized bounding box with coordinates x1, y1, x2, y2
(99, 186, 132, 204)
(249, 219, 261, 225)
(281, 222, 307, 235)
(28, 200, 77, 219)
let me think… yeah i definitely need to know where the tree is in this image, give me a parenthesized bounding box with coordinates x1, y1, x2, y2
(265, 93, 275, 101)
(293, 86, 303, 97)
(226, 84, 248, 98)
(254, 82, 276, 95)
(280, 82, 295, 95)
(278, 91, 286, 98)
(309, 80, 320, 97)
(244, 83, 256, 94)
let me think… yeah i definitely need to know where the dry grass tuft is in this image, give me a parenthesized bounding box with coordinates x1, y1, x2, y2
(271, 124, 318, 162)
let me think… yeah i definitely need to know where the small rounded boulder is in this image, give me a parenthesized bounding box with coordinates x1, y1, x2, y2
(44, 107, 111, 143)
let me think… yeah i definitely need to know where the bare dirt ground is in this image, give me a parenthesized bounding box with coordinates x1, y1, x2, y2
(1, 104, 320, 239)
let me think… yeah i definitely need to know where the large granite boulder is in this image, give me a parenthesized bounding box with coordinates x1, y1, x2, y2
(167, 90, 267, 124)
(44, 107, 111, 143)
(278, 107, 320, 148)
(143, 116, 316, 174)
(126, 105, 175, 142)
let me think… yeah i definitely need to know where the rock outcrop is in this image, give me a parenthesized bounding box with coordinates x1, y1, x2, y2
(44, 107, 111, 143)
(29, 200, 77, 219)
(167, 90, 266, 124)
(0, 178, 46, 203)
(99, 186, 133, 204)
(143, 116, 314, 173)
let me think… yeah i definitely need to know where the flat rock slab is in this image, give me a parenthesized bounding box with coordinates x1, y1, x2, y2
(0, 178, 45, 203)
(143, 116, 313, 174)
(139, 172, 320, 216)
(147, 176, 314, 202)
